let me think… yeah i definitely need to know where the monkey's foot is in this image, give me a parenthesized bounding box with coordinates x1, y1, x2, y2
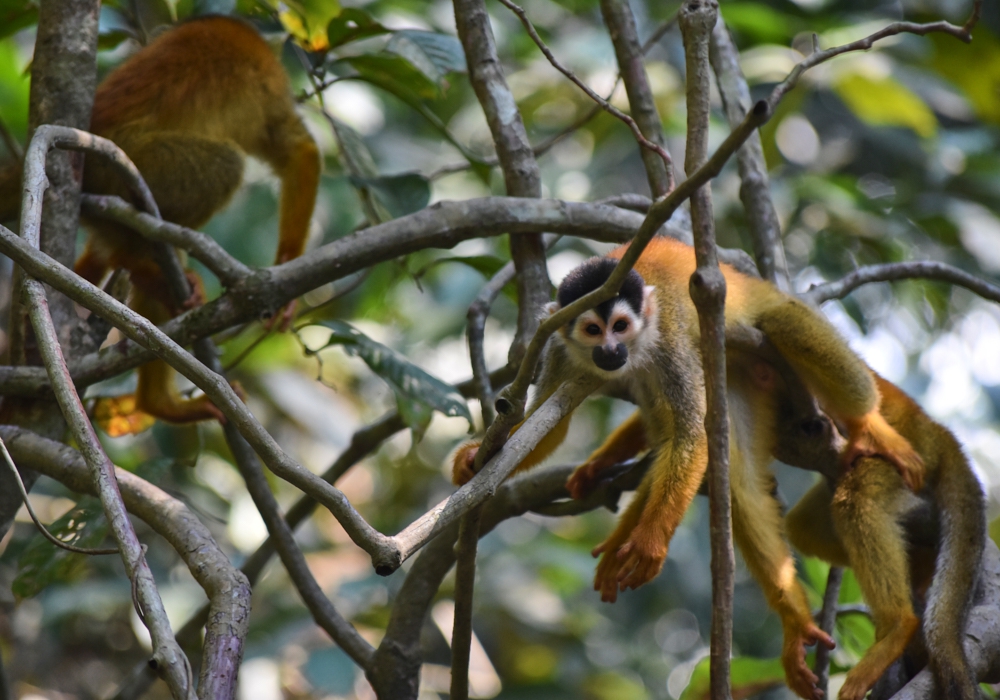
(838, 612, 918, 700)
(181, 271, 208, 310)
(450, 441, 480, 485)
(843, 411, 924, 491)
(592, 522, 667, 600)
(781, 622, 835, 700)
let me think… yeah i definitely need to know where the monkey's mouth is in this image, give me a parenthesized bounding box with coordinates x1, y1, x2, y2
(592, 345, 628, 371)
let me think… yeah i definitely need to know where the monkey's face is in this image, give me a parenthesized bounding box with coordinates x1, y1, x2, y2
(548, 257, 660, 379)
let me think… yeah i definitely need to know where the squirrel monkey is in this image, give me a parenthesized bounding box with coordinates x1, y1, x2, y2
(452, 237, 924, 699)
(785, 375, 986, 700)
(1, 16, 321, 423)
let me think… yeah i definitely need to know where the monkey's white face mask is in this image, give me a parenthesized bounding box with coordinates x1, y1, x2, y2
(546, 285, 660, 380)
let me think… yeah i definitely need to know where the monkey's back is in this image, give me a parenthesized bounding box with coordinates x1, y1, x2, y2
(90, 16, 295, 151)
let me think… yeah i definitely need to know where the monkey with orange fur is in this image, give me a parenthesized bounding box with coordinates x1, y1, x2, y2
(452, 236, 924, 700)
(1, 16, 320, 423)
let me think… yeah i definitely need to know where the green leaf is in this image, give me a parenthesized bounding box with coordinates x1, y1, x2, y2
(269, 0, 342, 51)
(13, 498, 110, 599)
(340, 53, 442, 101)
(680, 655, 786, 700)
(331, 117, 379, 178)
(385, 30, 465, 85)
(833, 73, 937, 138)
(314, 320, 472, 433)
(327, 7, 389, 49)
(719, 2, 798, 44)
(0, 0, 37, 41)
(349, 173, 430, 219)
(929, 28, 1000, 124)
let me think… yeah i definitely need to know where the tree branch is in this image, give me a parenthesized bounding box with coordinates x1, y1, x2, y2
(802, 261, 1000, 306)
(709, 19, 788, 289)
(0, 426, 251, 700)
(600, 0, 673, 195)
(679, 3, 733, 698)
(454, 0, 550, 366)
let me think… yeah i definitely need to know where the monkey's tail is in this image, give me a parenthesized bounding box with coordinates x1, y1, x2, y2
(0, 162, 21, 224)
(923, 445, 986, 700)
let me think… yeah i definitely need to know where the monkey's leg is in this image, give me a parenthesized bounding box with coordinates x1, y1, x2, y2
(831, 458, 920, 700)
(755, 299, 923, 490)
(785, 480, 851, 568)
(131, 290, 225, 424)
(567, 411, 647, 499)
(727, 377, 833, 700)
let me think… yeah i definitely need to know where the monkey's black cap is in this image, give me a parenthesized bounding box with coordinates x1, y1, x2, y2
(557, 258, 645, 318)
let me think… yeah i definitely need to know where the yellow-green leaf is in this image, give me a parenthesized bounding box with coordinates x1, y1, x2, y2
(833, 73, 937, 138)
(930, 28, 1000, 124)
(269, 0, 341, 51)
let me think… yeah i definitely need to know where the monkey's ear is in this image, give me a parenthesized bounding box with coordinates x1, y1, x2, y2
(642, 286, 657, 318)
(544, 301, 561, 316)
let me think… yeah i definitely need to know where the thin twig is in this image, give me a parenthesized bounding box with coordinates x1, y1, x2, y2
(0, 436, 118, 555)
(449, 504, 482, 700)
(803, 261, 1000, 305)
(814, 566, 844, 697)
(0, 116, 22, 162)
(679, 3, 733, 698)
(600, 0, 673, 194)
(497, 0, 673, 171)
(709, 20, 788, 289)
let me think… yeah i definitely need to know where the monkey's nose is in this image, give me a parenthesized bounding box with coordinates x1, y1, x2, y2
(592, 344, 628, 371)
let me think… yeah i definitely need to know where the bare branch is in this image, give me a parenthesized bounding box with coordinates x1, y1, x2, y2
(0, 197, 744, 401)
(0, 437, 117, 555)
(709, 19, 788, 289)
(766, 1, 982, 112)
(497, 0, 673, 173)
(454, 0, 550, 368)
(679, 3, 733, 698)
(600, 0, 673, 195)
(449, 505, 482, 700)
(80, 194, 251, 286)
(802, 261, 1000, 306)
(387, 374, 602, 568)
(814, 567, 844, 697)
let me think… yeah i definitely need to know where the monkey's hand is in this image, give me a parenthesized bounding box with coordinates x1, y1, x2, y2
(592, 520, 667, 602)
(450, 441, 481, 485)
(843, 411, 924, 492)
(780, 621, 835, 700)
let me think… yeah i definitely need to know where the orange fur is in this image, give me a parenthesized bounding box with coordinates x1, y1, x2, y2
(75, 17, 320, 424)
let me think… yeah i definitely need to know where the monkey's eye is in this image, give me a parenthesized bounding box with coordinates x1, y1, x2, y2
(585, 324, 601, 336)
(612, 319, 629, 333)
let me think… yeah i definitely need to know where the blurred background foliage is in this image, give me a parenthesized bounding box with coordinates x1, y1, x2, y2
(0, 0, 999, 698)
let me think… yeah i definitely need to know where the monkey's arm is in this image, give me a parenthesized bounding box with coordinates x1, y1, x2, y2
(590, 400, 709, 600)
(566, 410, 647, 499)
